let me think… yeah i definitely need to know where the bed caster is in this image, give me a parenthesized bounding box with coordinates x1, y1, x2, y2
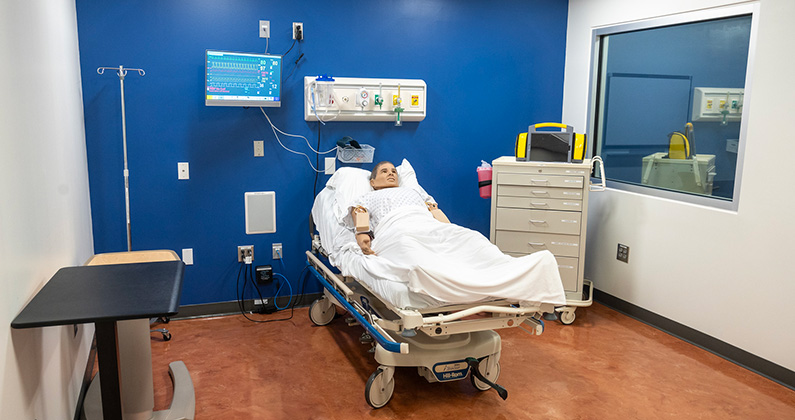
(558, 309, 576, 325)
(469, 356, 502, 394)
(365, 366, 395, 409)
(161, 331, 172, 341)
(309, 297, 336, 326)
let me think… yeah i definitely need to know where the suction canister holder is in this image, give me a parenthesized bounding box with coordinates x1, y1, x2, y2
(477, 160, 492, 199)
(314, 74, 335, 108)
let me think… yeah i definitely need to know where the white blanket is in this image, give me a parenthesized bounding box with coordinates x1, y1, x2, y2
(313, 187, 566, 308)
(366, 205, 565, 306)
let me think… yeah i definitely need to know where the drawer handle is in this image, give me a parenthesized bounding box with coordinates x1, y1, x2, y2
(531, 202, 549, 207)
(530, 179, 549, 185)
(528, 219, 548, 225)
(528, 242, 546, 247)
(531, 190, 549, 195)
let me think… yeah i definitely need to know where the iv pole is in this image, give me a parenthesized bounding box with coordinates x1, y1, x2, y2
(97, 65, 145, 252)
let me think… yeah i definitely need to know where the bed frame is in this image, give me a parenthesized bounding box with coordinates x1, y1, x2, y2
(306, 235, 553, 408)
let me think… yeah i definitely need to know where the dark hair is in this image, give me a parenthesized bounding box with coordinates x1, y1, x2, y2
(370, 161, 394, 180)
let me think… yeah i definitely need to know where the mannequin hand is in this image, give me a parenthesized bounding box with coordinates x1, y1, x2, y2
(356, 233, 376, 255)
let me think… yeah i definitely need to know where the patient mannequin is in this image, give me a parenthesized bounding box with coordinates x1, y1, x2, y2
(353, 161, 449, 255)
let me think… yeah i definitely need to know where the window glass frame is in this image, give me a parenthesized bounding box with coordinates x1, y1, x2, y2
(586, 3, 759, 211)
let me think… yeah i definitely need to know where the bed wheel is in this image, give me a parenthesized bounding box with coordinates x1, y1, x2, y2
(559, 309, 576, 325)
(470, 356, 501, 391)
(309, 297, 336, 326)
(162, 332, 172, 341)
(365, 367, 395, 409)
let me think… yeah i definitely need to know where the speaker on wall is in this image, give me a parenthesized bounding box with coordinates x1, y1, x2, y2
(244, 191, 276, 234)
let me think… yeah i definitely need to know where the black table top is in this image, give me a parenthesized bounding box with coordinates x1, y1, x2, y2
(11, 261, 185, 329)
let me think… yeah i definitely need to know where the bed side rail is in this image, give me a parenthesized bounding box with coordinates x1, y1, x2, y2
(306, 252, 408, 354)
(306, 250, 353, 299)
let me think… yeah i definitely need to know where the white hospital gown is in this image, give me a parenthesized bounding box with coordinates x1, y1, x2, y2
(353, 187, 432, 230)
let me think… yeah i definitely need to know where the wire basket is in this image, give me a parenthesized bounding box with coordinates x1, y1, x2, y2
(336, 144, 375, 163)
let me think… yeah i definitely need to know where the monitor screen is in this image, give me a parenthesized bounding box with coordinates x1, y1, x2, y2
(205, 50, 282, 107)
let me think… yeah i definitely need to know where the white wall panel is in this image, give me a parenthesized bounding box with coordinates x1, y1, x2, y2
(563, 0, 795, 371)
(0, 1, 94, 418)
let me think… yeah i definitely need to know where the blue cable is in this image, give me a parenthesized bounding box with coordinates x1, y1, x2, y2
(273, 273, 293, 310)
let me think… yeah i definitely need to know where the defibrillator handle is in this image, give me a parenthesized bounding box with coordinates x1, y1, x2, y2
(530, 123, 574, 133)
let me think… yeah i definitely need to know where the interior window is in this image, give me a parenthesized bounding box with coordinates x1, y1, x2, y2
(591, 13, 753, 208)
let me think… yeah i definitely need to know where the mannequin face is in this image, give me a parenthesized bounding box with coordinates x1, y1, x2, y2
(370, 162, 399, 190)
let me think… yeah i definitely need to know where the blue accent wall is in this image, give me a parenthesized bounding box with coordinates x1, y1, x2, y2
(76, 0, 569, 305)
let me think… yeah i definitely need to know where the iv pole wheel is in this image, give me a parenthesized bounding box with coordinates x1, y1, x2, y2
(471, 356, 501, 391)
(559, 309, 576, 325)
(365, 367, 395, 409)
(309, 297, 335, 326)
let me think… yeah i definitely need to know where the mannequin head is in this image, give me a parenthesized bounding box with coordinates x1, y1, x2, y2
(370, 161, 399, 190)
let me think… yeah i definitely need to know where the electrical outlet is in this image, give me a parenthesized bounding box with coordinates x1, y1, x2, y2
(293, 22, 304, 40)
(617, 243, 629, 263)
(259, 20, 270, 38)
(272, 243, 282, 259)
(254, 298, 269, 306)
(254, 140, 264, 157)
(238, 245, 254, 262)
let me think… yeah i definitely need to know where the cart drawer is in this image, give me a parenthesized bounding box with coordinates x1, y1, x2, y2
(497, 185, 583, 200)
(495, 208, 582, 235)
(498, 173, 583, 189)
(497, 196, 582, 211)
(494, 231, 580, 258)
(556, 256, 579, 292)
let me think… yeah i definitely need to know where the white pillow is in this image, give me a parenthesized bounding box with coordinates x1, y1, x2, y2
(325, 159, 434, 222)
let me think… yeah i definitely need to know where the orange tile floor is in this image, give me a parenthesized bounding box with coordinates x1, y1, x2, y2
(149, 303, 795, 419)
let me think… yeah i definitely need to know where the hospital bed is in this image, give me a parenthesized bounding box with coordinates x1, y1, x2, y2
(305, 163, 560, 408)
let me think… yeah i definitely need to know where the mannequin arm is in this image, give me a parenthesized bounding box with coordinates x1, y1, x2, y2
(427, 202, 450, 224)
(352, 206, 376, 255)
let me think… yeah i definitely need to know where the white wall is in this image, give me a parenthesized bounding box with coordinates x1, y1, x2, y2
(564, 0, 795, 371)
(0, 1, 95, 418)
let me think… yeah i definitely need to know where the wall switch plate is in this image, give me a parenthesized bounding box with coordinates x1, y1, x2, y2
(254, 140, 264, 157)
(182, 248, 193, 265)
(617, 243, 629, 263)
(293, 22, 303, 40)
(178, 162, 189, 180)
(272, 243, 282, 259)
(325, 157, 335, 175)
(259, 20, 270, 38)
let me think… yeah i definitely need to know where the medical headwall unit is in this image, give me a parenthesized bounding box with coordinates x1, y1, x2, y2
(691, 87, 743, 123)
(490, 157, 605, 324)
(205, 50, 282, 107)
(304, 76, 426, 122)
